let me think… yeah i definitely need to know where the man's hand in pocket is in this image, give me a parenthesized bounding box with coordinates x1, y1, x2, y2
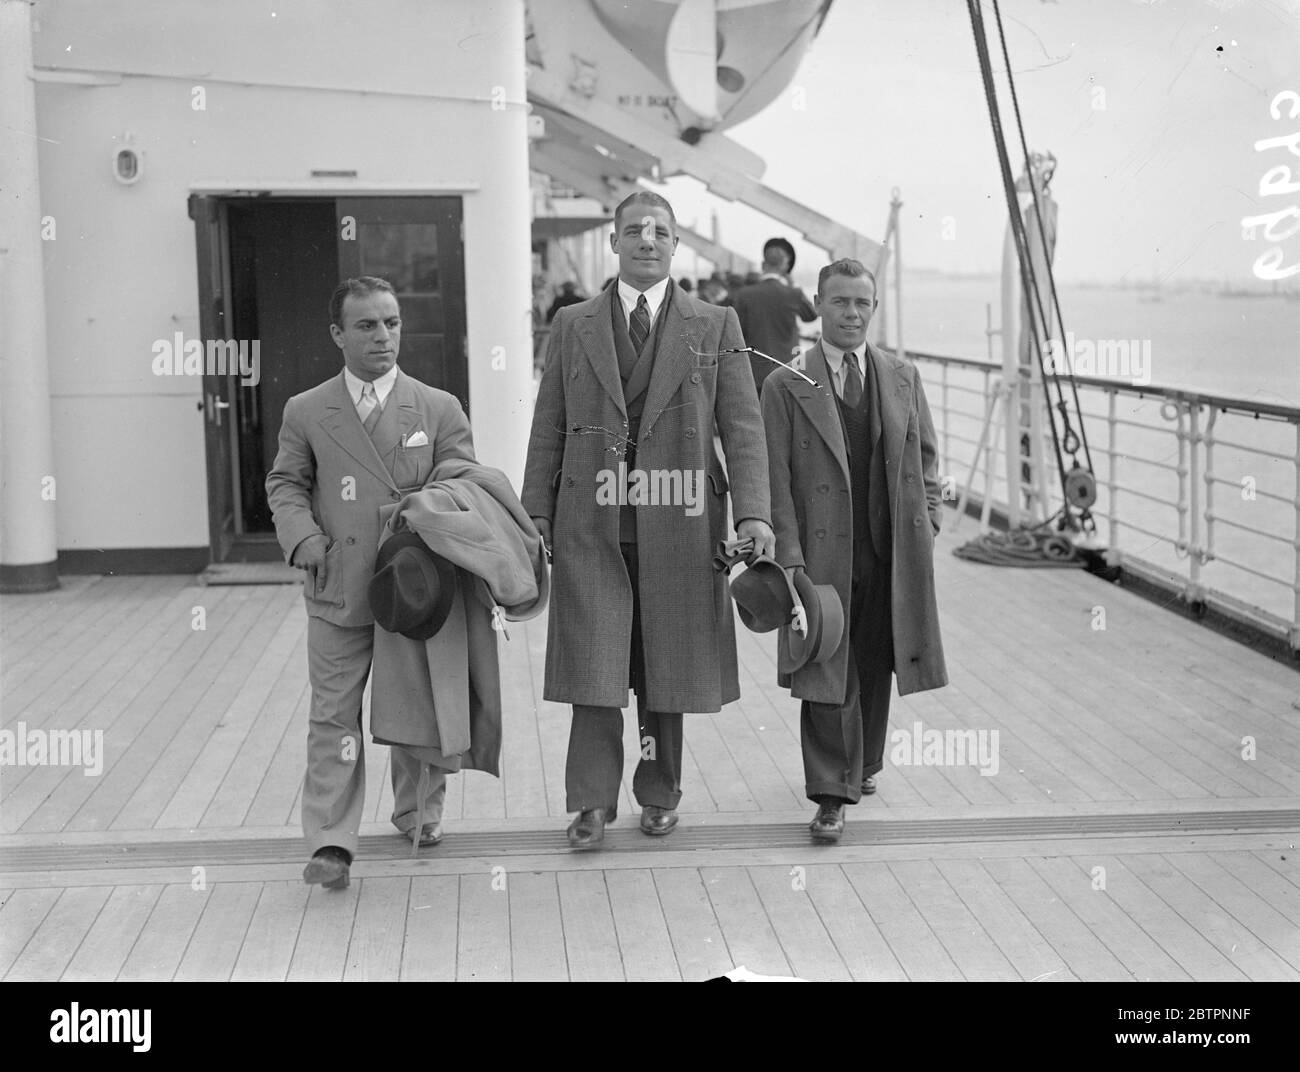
(293, 533, 331, 588)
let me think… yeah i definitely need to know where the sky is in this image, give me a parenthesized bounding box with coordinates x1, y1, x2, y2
(662, 0, 1300, 284)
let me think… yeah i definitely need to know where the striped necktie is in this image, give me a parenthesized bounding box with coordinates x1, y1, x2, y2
(842, 351, 864, 409)
(629, 293, 651, 354)
(359, 382, 383, 435)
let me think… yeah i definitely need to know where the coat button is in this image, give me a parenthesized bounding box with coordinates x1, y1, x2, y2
(800, 437, 810, 448)
(818, 483, 829, 493)
(684, 428, 695, 438)
(905, 473, 916, 484)
(570, 367, 578, 379)
(907, 430, 917, 441)
(690, 372, 701, 384)
(346, 536, 356, 545)
(815, 528, 826, 539)
(566, 476, 576, 487)
(390, 491, 400, 500)
(913, 516, 923, 527)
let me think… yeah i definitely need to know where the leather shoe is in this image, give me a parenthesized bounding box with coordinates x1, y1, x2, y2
(567, 806, 615, 850)
(809, 801, 845, 842)
(303, 846, 351, 889)
(410, 822, 443, 847)
(861, 775, 877, 795)
(639, 805, 679, 837)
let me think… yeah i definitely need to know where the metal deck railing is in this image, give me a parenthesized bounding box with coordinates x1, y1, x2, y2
(905, 348, 1300, 652)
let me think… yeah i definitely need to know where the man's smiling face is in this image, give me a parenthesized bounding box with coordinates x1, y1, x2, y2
(611, 203, 678, 290)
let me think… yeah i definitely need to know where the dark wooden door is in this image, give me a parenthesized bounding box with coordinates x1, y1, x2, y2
(335, 197, 468, 410)
(189, 194, 236, 562)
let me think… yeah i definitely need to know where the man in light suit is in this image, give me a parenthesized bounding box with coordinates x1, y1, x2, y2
(266, 276, 476, 889)
(762, 259, 948, 842)
(522, 191, 774, 850)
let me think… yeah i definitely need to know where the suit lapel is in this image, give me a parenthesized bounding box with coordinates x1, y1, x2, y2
(318, 370, 399, 490)
(577, 287, 626, 417)
(371, 369, 424, 459)
(789, 343, 850, 486)
(641, 281, 705, 433)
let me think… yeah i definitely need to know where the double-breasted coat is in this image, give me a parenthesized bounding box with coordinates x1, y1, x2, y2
(521, 280, 771, 713)
(761, 341, 948, 702)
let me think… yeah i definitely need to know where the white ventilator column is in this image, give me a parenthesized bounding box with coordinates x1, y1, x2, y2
(0, 0, 59, 592)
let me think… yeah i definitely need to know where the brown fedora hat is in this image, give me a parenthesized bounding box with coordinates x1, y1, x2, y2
(731, 555, 799, 633)
(783, 569, 845, 670)
(369, 531, 458, 641)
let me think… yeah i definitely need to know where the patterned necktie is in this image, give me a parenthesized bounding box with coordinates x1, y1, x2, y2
(359, 382, 383, 435)
(842, 351, 864, 409)
(629, 293, 651, 354)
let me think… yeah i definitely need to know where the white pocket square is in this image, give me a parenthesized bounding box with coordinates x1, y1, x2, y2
(405, 430, 429, 448)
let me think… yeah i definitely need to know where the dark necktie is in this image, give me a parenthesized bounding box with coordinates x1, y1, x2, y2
(629, 293, 651, 354)
(842, 351, 864, 408)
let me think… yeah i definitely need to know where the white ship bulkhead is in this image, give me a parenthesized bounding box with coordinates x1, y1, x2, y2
(3, 0, 533, 585)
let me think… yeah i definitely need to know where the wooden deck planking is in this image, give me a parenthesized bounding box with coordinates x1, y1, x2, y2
(840, 862, 965, 980)
(1160, 852, 1300, 973)
(242, 685, 311, 828)
(2, 575, 150, 692)
(0, 887, 61, 978)
(747, 864, 854, 981)
(1028, 856, 1191, 981)
(401, 875, 459, 981)
(885, 860, 1021, 981)
(157, 599, 304, 828)
(173, 881, 262, 981)
(0, 576, 99, 651)
(230, 881, 311, 982)
(3, 584, 242, 833)
(506, 870, 568, 981)
(557, 870, 625, 981)
(1218, 852, 1300, 927)
(933, 858, 1074, 981)
(60, 585, 261, 832)
(199, 655, 307, 828)
(116, 883, 211, 982)
(699, 865, 793, 978)
(455, 871, 511, 981)
(1088, 854, 1251, 981)
(979, 857, 1133, 981)
(343, 876, 410, 981)
(61, 884, 163, 982)
(285, 882, 362, 982)
(1119, 853, 1299, 980)
(799, 864, 909, 980)
(3, 884, 111, 981)
(652, 867, 736, 981)
(4, 576, 172, 730)
(499, 619, 552, 819)
(966, 565, 1299, 797)
(111, 587, 294, 830)
(603, 867, 681, 981)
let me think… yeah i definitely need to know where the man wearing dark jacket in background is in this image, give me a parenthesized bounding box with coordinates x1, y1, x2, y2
(732, 237, 816, 391)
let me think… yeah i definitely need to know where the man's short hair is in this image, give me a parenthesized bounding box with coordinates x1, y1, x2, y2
(613, 190, 677, 233)
(817, 258, 878, 298)
(330, 276, 396, 327)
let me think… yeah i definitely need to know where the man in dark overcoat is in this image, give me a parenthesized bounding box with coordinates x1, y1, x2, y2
(761, 258, 948, 842)
(522, 191, 774, 849)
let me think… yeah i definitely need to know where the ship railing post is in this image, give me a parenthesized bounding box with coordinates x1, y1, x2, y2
(1293, 420, 1300, 652)
(1106, 388, 1119, 562)
(891, 187, 904, 362)
(1187, 402, 1204, 604)
(941, 361, 950, 478)
(1173, 400, 1190, 565)
(1203, 406, 1218, 568)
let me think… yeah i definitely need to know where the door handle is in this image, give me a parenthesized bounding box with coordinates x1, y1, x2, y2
(206, 393, 231, 427)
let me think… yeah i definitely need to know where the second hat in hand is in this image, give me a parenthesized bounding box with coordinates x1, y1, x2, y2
(731, 555, 798, 633)
(368, 531, 458, 641)
(784, 569, 845, 670)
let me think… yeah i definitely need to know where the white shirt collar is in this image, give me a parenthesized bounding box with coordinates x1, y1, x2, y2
(819, 339, 863, 391)
(616, 276, 671, 327)
(343, 364, 398, 407)
(760, 272, 788, 285)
